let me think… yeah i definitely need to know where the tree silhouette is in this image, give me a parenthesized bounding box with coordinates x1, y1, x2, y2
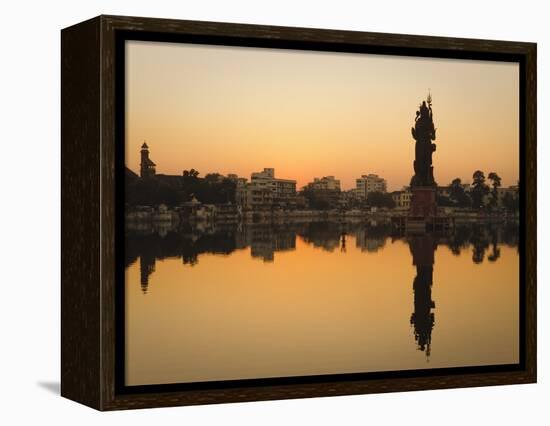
(182, 168, 200, 179)
(204, 173, 223, 183)
(502, 191, 519, 214)
(126, 176, 181, 206)
(487, 172, 502, 208)
(449, 177, 471, 207)
(471, 170, 489, 209)
(366, 191, 396, 208)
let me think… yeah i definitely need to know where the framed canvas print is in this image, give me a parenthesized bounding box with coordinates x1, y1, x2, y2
(61, 15, 536, 410)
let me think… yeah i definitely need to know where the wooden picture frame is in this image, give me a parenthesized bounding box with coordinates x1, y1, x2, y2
(61, 15, 536, 410)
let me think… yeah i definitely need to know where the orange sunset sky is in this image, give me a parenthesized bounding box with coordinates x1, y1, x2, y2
(125, 40, 519, 191)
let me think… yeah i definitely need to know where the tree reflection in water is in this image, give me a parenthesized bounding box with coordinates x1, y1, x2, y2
(125, 221, 519, 353)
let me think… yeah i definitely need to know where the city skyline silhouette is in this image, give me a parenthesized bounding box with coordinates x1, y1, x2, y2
(125, 41, 519, 191)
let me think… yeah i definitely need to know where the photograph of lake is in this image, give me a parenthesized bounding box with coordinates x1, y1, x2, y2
(123, 40, 520, 386)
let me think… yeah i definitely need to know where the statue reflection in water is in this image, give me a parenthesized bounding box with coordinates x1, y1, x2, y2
(128, 222, 516, 357)
(408, 234, 437, 359)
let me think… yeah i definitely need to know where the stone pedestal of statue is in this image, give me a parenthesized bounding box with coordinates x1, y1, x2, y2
(409, 186, 437, 218)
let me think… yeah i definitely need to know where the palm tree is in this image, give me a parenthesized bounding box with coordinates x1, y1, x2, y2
(471, 170, 489, 209)
(487, 172, 502, 208)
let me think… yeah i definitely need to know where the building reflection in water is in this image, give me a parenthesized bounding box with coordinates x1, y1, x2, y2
(408, 234, 437, 358)
(340, 232, 347, 252)
(126, 221, 518, 353)
(248, 226, 296, 262)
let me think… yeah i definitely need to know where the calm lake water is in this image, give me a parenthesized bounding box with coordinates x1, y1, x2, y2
(124, 221, 519, 386)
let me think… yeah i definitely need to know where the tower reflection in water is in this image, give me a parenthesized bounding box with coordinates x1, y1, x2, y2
(139, 252, 155, 295)
(126, 222, 517, 357)
(408, 234, 436, 358)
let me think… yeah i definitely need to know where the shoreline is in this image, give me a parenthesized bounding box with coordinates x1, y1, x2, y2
(125, 206, 519, 228)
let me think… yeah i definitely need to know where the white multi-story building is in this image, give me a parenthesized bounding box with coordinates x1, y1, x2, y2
(235, 177, 249, 206)
(238, 168, 297, 210)
(391, 189, 413, 209)
(355, 174, 387, 199)
(308, 176, 341, 191)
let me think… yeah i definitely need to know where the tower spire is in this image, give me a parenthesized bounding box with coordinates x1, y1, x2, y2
(140, 142, 156, 177)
